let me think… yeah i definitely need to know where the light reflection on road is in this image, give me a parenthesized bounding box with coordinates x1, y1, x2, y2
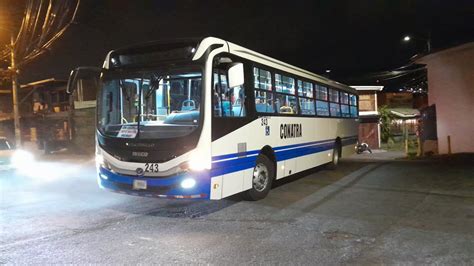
(15, 162, 82, 182)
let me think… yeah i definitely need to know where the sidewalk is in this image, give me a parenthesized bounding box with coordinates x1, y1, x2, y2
(346, 149, 406, 162)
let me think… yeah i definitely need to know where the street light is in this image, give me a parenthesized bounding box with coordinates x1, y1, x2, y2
(402, 34, 431, 53)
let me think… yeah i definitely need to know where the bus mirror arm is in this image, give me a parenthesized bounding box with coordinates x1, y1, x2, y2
(227, 62, 244, 88)
(66, 66, 103, 94)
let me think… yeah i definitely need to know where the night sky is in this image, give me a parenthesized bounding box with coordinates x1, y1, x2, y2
(1, 0, 473, 87)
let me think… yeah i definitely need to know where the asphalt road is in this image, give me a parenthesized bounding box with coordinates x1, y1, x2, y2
(1, 155, 473, 264)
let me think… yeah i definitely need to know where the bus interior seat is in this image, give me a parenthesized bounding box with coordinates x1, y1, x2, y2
(181, 100, 195, 111)
(256, 103, 273, 113)
(279, 106, 293, 114)
(222, 101, 232, 116)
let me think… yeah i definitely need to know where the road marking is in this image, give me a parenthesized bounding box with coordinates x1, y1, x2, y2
(0, 232, 66, 250)
(273, 163, 383, 216)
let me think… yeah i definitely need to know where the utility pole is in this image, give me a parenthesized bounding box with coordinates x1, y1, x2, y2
(426, 32, 432, 53)
(9, 34, 21, 148)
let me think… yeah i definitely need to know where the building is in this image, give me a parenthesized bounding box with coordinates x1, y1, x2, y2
(415, 42, 474, 154)
(352, 86, 427, 151)
(352, 86, 383, 149)
(378, 92, 424, 138)
(0, 78, 96, 154)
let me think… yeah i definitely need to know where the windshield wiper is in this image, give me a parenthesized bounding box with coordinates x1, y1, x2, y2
(119, 79, 131, 102)
(145, 74, 162, 100)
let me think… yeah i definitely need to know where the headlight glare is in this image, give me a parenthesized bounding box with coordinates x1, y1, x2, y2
(181, 178, 196, 189)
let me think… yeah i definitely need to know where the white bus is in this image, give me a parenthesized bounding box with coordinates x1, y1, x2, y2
(68, 37, 359, 200)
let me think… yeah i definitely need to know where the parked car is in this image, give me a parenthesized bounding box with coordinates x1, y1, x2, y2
(0, 137, 14, 169)
(0, 137, 35, 170)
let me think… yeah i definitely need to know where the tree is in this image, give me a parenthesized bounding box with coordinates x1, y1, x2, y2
(379, 105, 395, 144)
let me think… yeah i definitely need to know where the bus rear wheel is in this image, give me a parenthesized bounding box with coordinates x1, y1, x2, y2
(242, 155, 274, 201)
(326, 142, 341, 170)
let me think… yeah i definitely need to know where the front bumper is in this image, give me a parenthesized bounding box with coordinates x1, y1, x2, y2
(98, 166, 210, 199)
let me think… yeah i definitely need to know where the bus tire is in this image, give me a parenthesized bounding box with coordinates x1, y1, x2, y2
(326, 142, 341, 170)
(242, 155, 274, 201)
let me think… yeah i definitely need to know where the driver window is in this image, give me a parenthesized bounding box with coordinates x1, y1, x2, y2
(213, 69, 246, 117)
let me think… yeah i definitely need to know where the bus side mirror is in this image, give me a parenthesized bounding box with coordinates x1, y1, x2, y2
(227, 62, 244, 88)
(66, 68, 79, 94)
(66, 67, 102, 95)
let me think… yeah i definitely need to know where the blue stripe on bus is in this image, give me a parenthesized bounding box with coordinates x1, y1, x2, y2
(211, 135, 357, 162)
(273, 139, 332, 151)
(210, 137, 358, 177)
(211, 150, 260, 161)
(341, 137, 357, 146)
(275, 142, 335, 161)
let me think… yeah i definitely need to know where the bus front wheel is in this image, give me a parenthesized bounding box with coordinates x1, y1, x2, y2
(243, 155, 274, 201)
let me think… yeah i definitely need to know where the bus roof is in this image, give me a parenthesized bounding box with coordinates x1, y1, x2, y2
(105, 37, 356, 94)
(195, 37, 356, 94)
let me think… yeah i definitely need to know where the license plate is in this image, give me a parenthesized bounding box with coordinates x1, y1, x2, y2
(133, 179, 147, 190)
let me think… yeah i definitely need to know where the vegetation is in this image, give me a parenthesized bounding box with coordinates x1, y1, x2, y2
(381, 136, 419, 157)
(379, 105, 395, 145)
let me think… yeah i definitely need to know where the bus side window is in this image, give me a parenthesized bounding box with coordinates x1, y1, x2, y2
(328, 88, 341, 117)
(253, 67, 275, 114)
(315, 84, 330, 116)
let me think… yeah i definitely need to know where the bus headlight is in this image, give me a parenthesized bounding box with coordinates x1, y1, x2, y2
(188, 153, 211, 171)
(179, 151, 211, 172)
(181, 178, 196, 189)
(96, 153, 111, 170)
(96, 154, 104, 167)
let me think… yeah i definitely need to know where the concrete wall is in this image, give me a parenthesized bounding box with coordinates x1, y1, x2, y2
(417, 43, 474, 154)
(359, 122, 380, 149)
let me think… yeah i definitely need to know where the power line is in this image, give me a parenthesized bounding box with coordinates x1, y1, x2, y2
(0, 0, 80, 66)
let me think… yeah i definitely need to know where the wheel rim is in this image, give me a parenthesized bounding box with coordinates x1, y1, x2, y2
(252, 163, 269, 192)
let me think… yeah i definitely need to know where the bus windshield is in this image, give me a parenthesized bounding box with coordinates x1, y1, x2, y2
(98, 70, 202, 139)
